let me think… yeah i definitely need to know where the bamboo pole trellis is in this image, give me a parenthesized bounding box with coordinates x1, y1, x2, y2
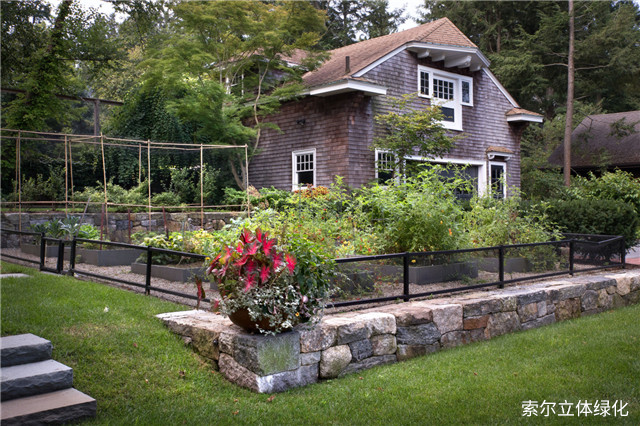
(1, 128, 250, 221)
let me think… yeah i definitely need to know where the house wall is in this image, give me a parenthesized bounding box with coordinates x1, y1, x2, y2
(250, 51, 525, 193)
(362, 50, 522, 194)
(249, 93, 365, 190)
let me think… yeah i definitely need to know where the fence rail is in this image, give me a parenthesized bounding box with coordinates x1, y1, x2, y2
(0, 228, 627, 309)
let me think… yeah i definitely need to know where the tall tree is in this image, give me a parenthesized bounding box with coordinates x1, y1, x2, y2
(2, 0, 123, 131)
(122, 1, 326, 188)
(564, 0, 575, 186)
(317, 0, 405, 49)
(421, 1, 640, 118)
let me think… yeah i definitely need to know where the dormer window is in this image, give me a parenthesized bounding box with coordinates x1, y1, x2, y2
(418, 66, 473, 131)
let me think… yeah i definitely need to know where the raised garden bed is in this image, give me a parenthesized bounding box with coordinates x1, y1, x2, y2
(20, 243, 71, 260)
(334, 266, 377, 296)
(76, 248, 142, 267)
(130, 262, 207, 284)
(477, 257, 532, 274)
(364, 261, 479, 285)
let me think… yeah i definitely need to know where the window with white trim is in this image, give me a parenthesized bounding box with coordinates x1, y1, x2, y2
(375, 150, 396, 184)
(418, 66, 473, 131)
(292, 149, 316, 190)
(489, 162, 506, 199)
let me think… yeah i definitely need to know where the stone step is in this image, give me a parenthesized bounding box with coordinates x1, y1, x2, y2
(0, 388, 96, 425)
(0, 334, 52, 367)
(1, 360, 73, 401)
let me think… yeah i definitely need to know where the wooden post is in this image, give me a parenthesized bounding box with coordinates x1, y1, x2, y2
(93, 100, 101, 136)
(100, 133, 108, 239)
(64, 134, 68, 215)
(147, 140, 151, 225)
(245, 145, 250, 218)
(138, 143, 142, 185)
(17, 130, 22, 232)
(68, 137, 74, 198)
(200, 144, 204, 228)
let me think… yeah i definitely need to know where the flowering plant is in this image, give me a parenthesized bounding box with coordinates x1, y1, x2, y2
(207, 228, 334, 334)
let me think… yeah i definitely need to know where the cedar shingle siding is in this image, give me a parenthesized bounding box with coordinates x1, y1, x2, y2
(248, 19, 538, 194)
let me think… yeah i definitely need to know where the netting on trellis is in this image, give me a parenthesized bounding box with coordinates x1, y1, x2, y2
(0, 128, 250, 225)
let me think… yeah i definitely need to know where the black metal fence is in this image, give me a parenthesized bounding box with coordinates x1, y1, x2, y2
(330, 234, 626, 308)
(1, 228, 627, 309)
(1, 229, 210, 304)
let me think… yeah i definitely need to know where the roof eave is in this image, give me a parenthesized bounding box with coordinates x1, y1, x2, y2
(308, 79, 388, 97)
(507, 114, 544, 123)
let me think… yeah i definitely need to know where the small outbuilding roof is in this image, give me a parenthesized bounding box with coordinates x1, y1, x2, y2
(548, 111, 640, 169)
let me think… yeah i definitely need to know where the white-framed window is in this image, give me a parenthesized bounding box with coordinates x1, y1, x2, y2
(418, 66, 473, 131)
(461, 77, 473, 106)
(292, 149, 316, 190)
(384, 154, 487, 197)
(489, 161, 507, 199)
(375, 149, 397, 184)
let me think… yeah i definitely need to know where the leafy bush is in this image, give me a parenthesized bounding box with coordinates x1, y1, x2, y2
(353, 166, 472, 253)
(20, 167, 65, 201)
(30, 217, 101, 242)
(151, 191, 183, 207)
(223, 186, 292, 210)
(545, 198, 639, 249)
(569, 170, 640, 218)
(465, 197, 560, 247)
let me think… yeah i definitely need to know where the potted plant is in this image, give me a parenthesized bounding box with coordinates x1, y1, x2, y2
(207, 228, 334, 335)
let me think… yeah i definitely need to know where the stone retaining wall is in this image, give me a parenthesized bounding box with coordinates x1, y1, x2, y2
(1, 211, 241, 246)
(157, 269, 640, 393)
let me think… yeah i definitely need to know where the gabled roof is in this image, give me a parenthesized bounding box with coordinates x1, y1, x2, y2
(303, 18, 485, 90)
(548, 111, 640, 168)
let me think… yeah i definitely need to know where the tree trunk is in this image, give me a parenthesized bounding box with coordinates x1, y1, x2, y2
(563, 0, 575, 187)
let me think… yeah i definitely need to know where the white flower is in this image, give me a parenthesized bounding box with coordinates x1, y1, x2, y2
(103, 307, 109, 313)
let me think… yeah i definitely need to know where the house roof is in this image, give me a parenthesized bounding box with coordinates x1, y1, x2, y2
(548, 111, 640, 168)
(302, 18, 481, 89)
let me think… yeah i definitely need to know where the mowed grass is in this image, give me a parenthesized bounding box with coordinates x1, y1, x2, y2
(1, 261, 638, 425)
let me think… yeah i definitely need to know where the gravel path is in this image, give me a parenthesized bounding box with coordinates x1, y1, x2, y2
(3, 247, 634, 315)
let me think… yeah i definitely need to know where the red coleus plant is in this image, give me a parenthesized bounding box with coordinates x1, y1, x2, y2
(207, 228, 296, 295)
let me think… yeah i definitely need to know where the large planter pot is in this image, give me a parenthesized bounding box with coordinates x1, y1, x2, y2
(478, 257, 532, 274)
(365, 260, 478, 285)
(20, 243, 71, 260)
(228, 308, 293, 334)
(76, 248, 141, 266)
(130, 262, 207, 283)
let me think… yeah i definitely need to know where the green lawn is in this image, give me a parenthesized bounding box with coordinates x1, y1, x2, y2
(1, 261, 638, 425)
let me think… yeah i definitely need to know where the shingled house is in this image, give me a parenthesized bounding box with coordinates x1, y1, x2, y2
(248, 18, 542, 197)
(548, 111, 640, 178)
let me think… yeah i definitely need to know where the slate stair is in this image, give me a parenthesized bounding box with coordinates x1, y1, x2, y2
(0, 334, 96, 425)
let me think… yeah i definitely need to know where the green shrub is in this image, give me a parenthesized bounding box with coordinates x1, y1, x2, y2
(569, 170, 640, 218)
(354, 166, 472, 253)
(151, 191, 183, 207)
(545, 199, 639, 249)
(21, 167, 65, 201)
(466, 197, 560, 247)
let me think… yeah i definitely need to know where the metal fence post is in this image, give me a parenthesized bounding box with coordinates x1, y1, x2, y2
(621, 237, 626, 269)
(569, 239, 575, 276)
(69, 237, 77, 276)
(403, 254, 410, 302)
(56, 240, 65, 273)
(498, 245, 505, 288)
(39, 233, 46, 271)
(145, 246, 153, 295)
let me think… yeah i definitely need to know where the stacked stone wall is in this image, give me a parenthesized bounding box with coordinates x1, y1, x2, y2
(157, 270, 640, 393)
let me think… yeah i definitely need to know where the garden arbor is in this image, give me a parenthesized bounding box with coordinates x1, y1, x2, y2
(1, 128, 250, 231)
